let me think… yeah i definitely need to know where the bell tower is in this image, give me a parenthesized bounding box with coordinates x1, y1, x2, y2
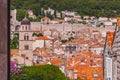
(19, 17, 33, 63)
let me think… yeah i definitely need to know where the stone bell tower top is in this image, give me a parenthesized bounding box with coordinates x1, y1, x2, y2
(21, 17, 31, 25)
(19, 17, 31, 31)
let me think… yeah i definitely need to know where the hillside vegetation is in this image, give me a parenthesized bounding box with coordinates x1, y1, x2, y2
(10, 64, 71, 80)
(11, 0, 120, 17)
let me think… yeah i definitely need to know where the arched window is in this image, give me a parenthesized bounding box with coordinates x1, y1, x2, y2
(26, 26, 27, 30)
(27, 35, 29, 40)
(15, 25, 20, 31)
(24, 33, 29, 40)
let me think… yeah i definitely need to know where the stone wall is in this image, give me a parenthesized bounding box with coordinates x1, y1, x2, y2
(0, 0, 8, 80)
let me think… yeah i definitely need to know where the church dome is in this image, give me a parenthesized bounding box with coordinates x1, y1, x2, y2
(21, 17, 30, 25)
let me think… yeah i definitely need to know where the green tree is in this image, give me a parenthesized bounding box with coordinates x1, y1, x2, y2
(46, 13, 54, 20)
(10, 34, 19, 49)
(11, 0, 23, 9)
(11, 0, 120, 18)
(68, 37, 74, 41)
(61, 39, 68, 43)
(32, 33, 43, 37)
(54, 10, 57, 18)
(37, 33, 43, 36)
(31, 4, 41, 17)
(11, 65, 70, 80)
(16, 9, 28, 21)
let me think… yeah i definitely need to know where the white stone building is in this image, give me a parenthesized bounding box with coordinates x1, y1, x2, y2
(98, 17, 108, 21)
(19, 17, 33, 66)
(27, 10, 36, 19)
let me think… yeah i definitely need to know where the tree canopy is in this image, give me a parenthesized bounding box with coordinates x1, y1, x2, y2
(10, 33, 19, 49)
(11, 0, 120, 18)
(10, 64, 70, 80)
(16, 9, 28, 21)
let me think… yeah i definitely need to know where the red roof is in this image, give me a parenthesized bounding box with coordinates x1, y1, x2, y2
(36, 36, 51, 40)
(106, 31, 114, 47)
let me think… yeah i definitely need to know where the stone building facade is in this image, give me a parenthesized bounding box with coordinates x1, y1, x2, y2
(104, 18, 120, 80)
(104, 32, 114, 80)
(111, 18, 120, 80)
(19, 17, 33, 64)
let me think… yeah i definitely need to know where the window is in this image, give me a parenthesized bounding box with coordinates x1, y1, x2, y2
(15, 25, 20, 31)
(24, 45, 29, 50)
(10, 16, 12, 19)
(26, 57, 28, 59)
(26, 26, 27, 30)
(82, 74, 86, 78)
(26, 36, 29, 40)
(24, 34, 29, 40)
(93, 73, 98, 78)
(108, 51, 112, 55)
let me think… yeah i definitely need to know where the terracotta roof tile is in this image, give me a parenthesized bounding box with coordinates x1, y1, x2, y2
(66, 53, 103, 79)
(36, 36, 51, 40)
(106, 31, 114, 47)
(90, 44, 104, 48)
(117, 18, 120, 28)
(34, 62, 47, 66)
(32, 30, 41, 32)
(92, 30, 99, 32)
(50, 58, 63, 65)
(72, 39, 86, 44)
(10, 49, 19, 56)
